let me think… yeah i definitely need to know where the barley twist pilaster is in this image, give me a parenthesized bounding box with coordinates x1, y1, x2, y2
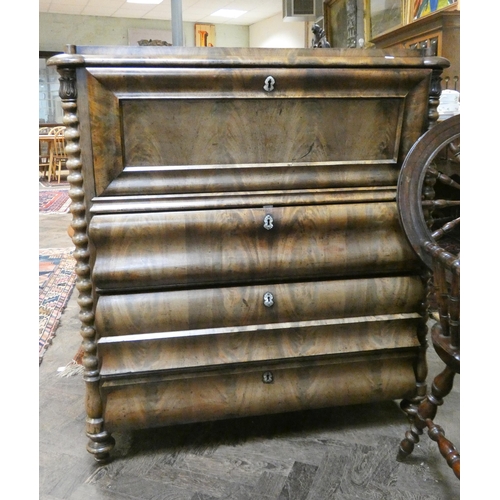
(57, 66, 115, 462)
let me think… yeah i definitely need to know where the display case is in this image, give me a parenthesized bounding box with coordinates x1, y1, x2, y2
(371, 10, 460, 91)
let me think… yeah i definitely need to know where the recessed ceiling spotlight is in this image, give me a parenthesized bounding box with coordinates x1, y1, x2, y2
(127, 0, 163, 4)
(210, 9, 247, 18)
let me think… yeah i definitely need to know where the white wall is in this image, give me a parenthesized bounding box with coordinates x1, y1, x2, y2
(249, 13, 306, 48)
(39, 12, 308, 52)
(39, 13, 249, 52)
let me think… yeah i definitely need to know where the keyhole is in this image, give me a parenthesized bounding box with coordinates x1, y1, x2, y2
(263, 292, 274, 308)
(263, 214, 274, 230)
(264, 76, 275, 92)
(262, 371, 274, 384)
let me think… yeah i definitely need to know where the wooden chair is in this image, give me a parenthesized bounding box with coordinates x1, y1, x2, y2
(48, 125, 65, 135)
(51, 127, 68, 183)
(39, 126, 51, 179)
(396, 115, 460, 479)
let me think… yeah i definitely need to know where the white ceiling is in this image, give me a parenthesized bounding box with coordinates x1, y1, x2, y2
(39, 0, 284, 26)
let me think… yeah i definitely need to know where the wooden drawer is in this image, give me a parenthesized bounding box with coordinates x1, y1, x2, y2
(95, 276, 424, 336)
(101, 352, 418, 431)
(90, 202, 418, 292)
(83, 65, 432, 197)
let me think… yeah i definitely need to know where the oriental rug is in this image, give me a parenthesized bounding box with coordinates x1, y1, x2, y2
(39, 248, 76, 365)
(39, 189, 71, 214)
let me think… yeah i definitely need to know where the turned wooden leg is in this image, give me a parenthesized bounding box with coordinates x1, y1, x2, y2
(397, 364, 456, 461)
(400, 273, 431, 421)
(426, 419, 460, 479)
(397, 398, 437, 461)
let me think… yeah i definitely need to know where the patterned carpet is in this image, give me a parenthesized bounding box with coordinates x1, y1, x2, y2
(39, 189, 71, 213)
(39, 248, 77, 364)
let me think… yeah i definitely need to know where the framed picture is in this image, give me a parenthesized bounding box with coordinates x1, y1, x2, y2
(324, 0, 363, 48)
(412, 0, 457, 21)
(369, 0, 406, 39)
(195, 24, 216, 47)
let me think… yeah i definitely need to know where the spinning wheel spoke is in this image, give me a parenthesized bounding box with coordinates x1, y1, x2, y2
(428, 167, 460, 190)
(431, 216, 460, 242)
(421, 199, 459, 208)
(424, 152, 460, 248)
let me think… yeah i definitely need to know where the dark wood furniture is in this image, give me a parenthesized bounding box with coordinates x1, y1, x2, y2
(396, 115, 460, 479)
(371, 10, 460, 92)
(48, 46, 449, 462)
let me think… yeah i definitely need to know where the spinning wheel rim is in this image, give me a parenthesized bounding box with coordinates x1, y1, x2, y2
(397, 115, 460, 269)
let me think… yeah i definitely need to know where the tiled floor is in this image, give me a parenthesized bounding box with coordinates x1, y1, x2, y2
(39, 208, 461, 499)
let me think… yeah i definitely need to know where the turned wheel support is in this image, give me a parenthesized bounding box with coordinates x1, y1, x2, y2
(395, 115, 460, 479)
(397, 364, 455, 458)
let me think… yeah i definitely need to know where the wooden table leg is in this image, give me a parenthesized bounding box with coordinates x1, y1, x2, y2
(47, 143, 55, 181)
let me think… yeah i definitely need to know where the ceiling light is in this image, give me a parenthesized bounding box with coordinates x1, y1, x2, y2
(127, 0, 163, 4)
(210, 9, 247, 19)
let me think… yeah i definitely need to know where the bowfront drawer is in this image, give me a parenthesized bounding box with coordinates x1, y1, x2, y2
(95, 276, 424, 337)
(90, 202, 418, 291)
(101, 354, 418, 430)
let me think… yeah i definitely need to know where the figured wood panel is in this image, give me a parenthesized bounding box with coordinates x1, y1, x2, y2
(121, 98, 402, 167)
(101, 354, 417, 430)
(95, 276, 424, 336)
(90, 202, 419, 291)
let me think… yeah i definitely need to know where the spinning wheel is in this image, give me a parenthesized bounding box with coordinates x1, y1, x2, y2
(396, 114, 460, 479)
(397, 115, 460, 268)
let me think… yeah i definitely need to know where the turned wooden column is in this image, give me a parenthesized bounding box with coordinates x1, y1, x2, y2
(427, 66, 444, 129)
(56, 57, 115, 462)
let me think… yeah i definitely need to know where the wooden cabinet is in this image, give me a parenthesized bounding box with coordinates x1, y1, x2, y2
(48, 46, 449, 462)
(371, 10, 460, 92)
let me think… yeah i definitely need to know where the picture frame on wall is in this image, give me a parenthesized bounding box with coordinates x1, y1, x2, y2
(412, 0, 457, 21)
(367, 0, 458, 41)
(324, 0, 363, 48)
(195, 24, 216, 47)
(369, 0, 407, 39)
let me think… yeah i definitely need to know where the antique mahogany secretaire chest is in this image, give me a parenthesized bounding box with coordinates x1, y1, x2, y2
(49, 45, 448, 461)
